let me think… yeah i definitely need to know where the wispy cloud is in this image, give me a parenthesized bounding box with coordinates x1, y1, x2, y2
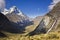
(48, 0, 60, 10)
(0, 0, 5, 12)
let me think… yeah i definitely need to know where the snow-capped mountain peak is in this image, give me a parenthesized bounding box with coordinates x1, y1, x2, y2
(2, 6, 30, 21)
(2, 6, 26, 17)
(9, 6, 19, 13)
(2, 9, 9, 15)
(9, 6, 25, 17)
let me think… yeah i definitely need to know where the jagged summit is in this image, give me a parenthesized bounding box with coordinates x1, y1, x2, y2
(9, 6, 19, 13)
(9, 6, 27, 17)
(2, 6, 26, 17)
(2, 6, 29, 20)
(9, 6, 22, 15)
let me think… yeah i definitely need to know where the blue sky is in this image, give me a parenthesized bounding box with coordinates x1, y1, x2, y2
(5, 0, 52, 18)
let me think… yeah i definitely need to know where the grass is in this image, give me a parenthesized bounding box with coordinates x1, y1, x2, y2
(0, 31, 60, 40)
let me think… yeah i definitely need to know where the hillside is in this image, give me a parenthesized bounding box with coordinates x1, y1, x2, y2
(0, 13, 25, 34)
(26, 2, 60, 36)
(46, 2, 60, 32)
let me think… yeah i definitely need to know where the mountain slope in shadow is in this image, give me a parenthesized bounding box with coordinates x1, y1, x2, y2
(0, 13, 24, 33)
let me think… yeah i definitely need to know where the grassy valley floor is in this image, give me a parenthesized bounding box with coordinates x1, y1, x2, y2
(0, 31, 60, 40)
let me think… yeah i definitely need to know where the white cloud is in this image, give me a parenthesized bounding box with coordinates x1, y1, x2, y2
(0, 0, 5, 12)
(48, 0, 60, 10)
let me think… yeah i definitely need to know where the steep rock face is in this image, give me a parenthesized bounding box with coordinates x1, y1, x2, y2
(33, 16, 51, 32)
(24, 16, 43, 33)
(0, 13, 24, 33)
(27, 16, 51, 36)
(46, 2, 60, 32)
